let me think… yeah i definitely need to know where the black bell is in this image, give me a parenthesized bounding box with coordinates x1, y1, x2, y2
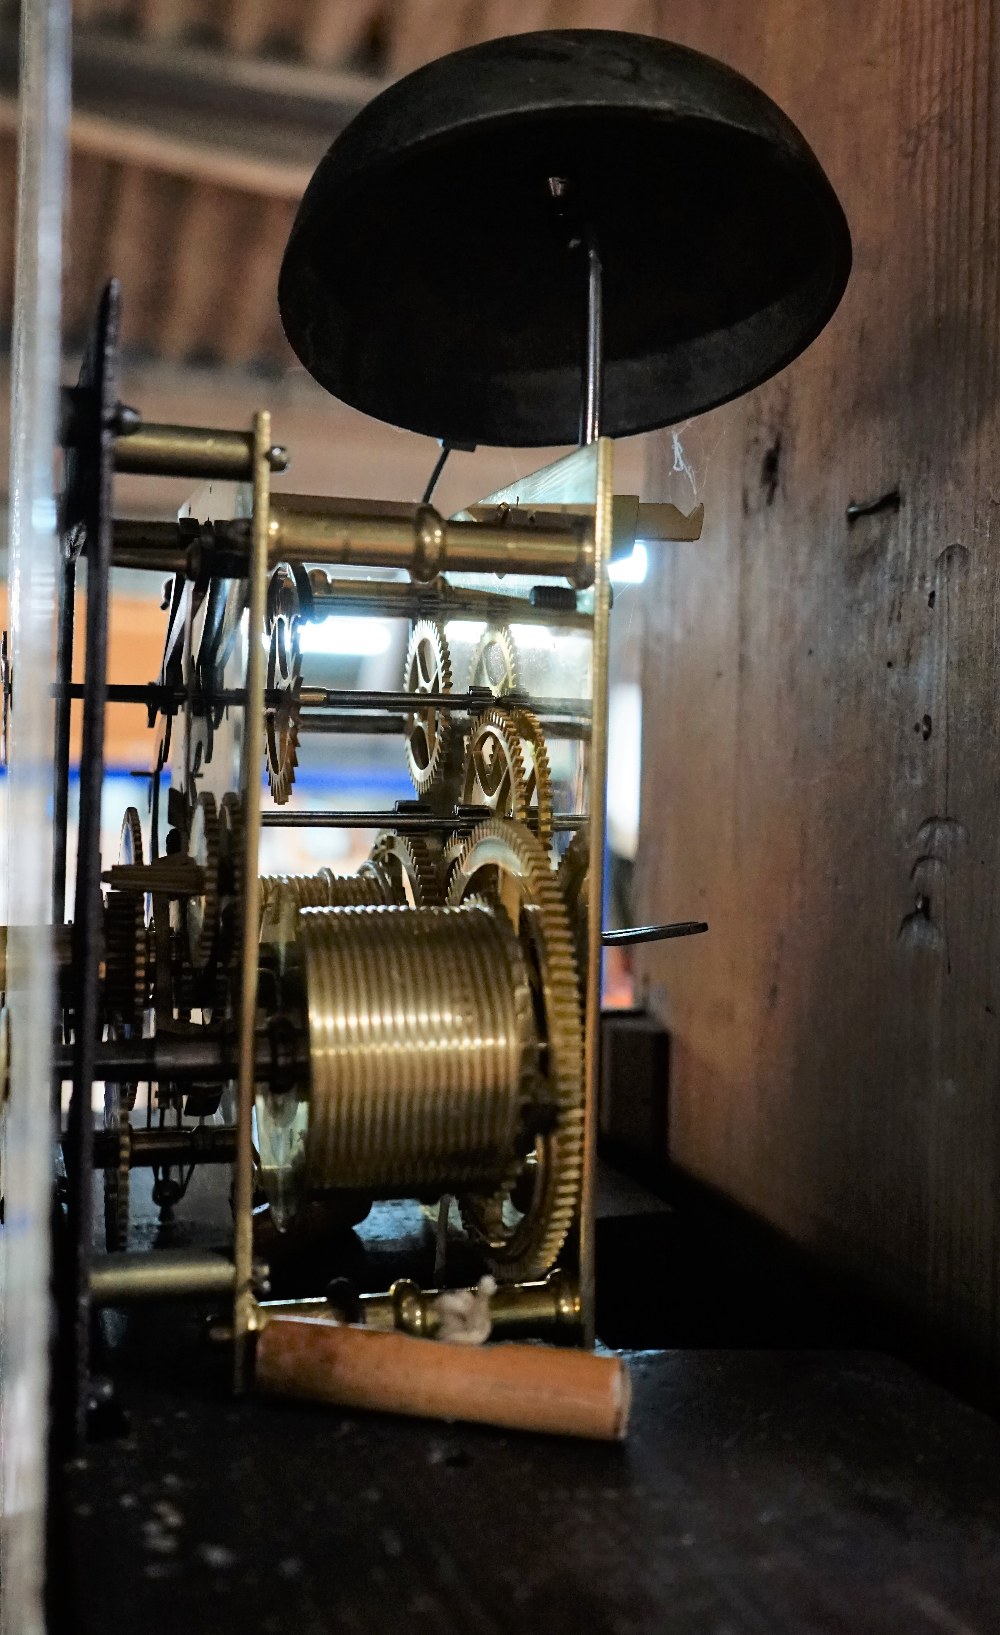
(279, 30, 851, 448)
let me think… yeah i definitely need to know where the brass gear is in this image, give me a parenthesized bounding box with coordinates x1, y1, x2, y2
(103, 1081, 132, 1252)
(216, 791, 246, 994)
(369, 831, 442, 907)
(120, 804, 143, 869)
(183, 789, 247, 1112)
(117, 806, 148, 1015)
(105, 820, 138, 1247)
(402, 620, 459, 800)
(104, 892, 146, 1025)
(447, 817, 584, 1281)
(265, 566, 302, 805)
(463, 706, 554, 852)
(441, 832, 468, 898)
(468, 624, 519, 695)
(105, 807, 147, 1026)
(557, 829, 590, 992)
(186, 791, 221, 971)
(105, 807, 149, 1114)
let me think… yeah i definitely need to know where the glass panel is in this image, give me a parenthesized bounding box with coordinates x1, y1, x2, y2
(1, 4, 70, 1633)
(452, 440, 613, 1339)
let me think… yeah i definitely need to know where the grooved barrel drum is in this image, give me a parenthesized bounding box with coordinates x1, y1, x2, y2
(299, 903, 537, 1192)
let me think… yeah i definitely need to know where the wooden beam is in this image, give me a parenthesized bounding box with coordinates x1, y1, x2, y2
(301, 0, 385, 69)
(216, 195, 297, 368)
(0, 96, 315, 199)
(386, 0, 478, 76)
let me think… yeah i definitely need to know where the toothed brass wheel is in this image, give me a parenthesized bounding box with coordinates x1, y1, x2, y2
(103, 1082, 132, 1251)
(265, 567, 302, 805)
(213, 791, 246, 1005)
(105, 810, 147, 1028)
(403, 620, 459, 800)
(447, 817, 583, 1281)
(370, 831, 442, 907)
(557, 829, 590, 993)
(440, 832, 468, 898)
(106, 806, 139, 1246)
(463, 706, 553, 852)
(186, 791, 221, 972)
(104, 807, 149, 1119)
(104, 891, 146, 1023)
(468, 624, 519, 695)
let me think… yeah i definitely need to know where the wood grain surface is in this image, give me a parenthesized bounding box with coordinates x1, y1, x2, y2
(64, 1346, 1000, 1634)
(637, 1, 1000, 1390)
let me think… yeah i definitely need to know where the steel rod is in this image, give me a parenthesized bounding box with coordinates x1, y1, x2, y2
(261, 810, 588, 832)
(233, 411, 270, 1389)
(90, 1251, 236, 1304)
(58, 681, 592, 719)
(306, 581, 590, 629)
(90, 1125, 238, 1169)
(292, 711, 405, 736)
(292, 711, 589, 742)
(53, 1029, 307, 1082)
(51, 550, 75, 923)
(293, 689, 591, 719)
(601, 921, 709, 947)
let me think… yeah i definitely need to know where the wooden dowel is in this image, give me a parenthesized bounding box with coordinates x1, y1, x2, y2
(254, 1318, 630, 1442)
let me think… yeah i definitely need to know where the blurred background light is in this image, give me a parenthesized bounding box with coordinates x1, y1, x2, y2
(298, 616, 393, 658)
(609, 541, 648, 586)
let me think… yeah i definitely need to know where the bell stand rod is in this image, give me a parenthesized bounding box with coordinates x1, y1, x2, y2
(581, 225, 603, 446)
(578, 258, 708, 965)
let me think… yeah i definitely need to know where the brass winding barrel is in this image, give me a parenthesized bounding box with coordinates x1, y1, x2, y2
(260, 866, 393, 916)
(299, 903, 536, 1192)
